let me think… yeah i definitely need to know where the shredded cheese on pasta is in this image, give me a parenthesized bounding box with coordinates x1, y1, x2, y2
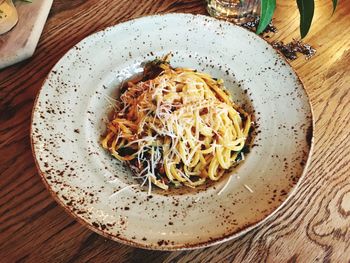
(102, 56, 251, 191)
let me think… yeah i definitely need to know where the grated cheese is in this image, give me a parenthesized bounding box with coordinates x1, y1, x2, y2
(244, 184, 254, 193)
(217, 175, 232, 196)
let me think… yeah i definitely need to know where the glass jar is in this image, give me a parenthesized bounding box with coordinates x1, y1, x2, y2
(206, 0, 260, 24)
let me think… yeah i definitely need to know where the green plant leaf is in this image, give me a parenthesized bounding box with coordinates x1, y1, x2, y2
(297, 0, 315, 38)
(256, 0, 276, 35)
(332, 0, 338, 13)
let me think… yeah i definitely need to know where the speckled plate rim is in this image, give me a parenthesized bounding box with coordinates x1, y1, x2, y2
(30, 13, 314, 251)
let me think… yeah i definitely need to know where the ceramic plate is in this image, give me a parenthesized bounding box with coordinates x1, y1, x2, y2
(31, 13, 313, 250)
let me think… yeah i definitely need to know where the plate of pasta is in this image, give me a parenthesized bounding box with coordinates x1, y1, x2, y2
(31, 13, 313, 250)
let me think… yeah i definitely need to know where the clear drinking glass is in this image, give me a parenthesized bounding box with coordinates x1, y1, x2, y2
(206, 0, 260, 24)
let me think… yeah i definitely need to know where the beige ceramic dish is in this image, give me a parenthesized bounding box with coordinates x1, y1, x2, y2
(31, 14, 313, 250)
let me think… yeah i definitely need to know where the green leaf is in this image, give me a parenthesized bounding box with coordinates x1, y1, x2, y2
(256, 0, 276, 35)
(332, 0, 338, 13)
(296, 0, 315, 38)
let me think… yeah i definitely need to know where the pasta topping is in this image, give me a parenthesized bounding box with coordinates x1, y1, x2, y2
(102, 55, 252, 192)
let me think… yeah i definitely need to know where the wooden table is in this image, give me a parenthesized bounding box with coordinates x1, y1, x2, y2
(1, 0, 349, 262)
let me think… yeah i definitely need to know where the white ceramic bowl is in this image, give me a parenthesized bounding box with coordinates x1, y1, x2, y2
(31, 13, 313, 250)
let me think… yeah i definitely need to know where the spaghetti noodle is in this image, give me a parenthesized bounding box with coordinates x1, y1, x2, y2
(102, 55, 252, 191)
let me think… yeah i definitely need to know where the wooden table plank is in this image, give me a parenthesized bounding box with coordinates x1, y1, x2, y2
(0, 0, 349, 262)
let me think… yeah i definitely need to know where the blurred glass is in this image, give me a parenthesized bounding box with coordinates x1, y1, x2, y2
(206, 0, 260, 24)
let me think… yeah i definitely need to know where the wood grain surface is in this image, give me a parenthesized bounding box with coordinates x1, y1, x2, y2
(0, 0, 349, 262)
(0, 0, 53, 69)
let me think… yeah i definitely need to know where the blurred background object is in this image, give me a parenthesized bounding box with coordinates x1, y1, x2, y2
(0, 0, 52, 69)
(206, 0, 338, 38)
(0, 0, 18, 35)
(206, 0, 260, 23)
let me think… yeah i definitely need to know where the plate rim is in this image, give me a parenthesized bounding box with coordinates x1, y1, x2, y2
(30, 12, 314, 251)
